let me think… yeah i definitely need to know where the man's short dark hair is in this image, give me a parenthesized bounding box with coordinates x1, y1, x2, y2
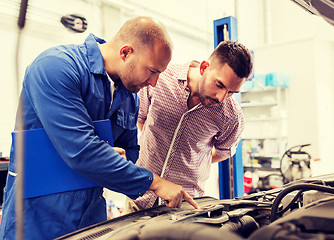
(210, 41, 253, 79)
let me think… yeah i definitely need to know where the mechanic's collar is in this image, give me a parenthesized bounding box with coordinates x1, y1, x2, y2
(85, 33, 107, 75)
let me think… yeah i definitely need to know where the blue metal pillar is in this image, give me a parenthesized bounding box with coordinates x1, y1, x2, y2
(214, 16, 244, 199)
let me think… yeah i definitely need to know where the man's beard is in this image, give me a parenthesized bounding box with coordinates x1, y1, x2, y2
(199, 95, 219, 107)
(119, 61, 138, 93)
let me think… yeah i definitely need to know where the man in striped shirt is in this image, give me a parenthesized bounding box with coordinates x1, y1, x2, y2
(126, 41, 253, 212)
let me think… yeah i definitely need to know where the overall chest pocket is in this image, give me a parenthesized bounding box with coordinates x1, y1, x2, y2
(116, 109, 137, 130)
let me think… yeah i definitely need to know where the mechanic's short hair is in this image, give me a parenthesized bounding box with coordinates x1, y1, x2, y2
(113, 16, 173, 52)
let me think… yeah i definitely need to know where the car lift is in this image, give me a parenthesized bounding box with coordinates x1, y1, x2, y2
(214, 16, 244, 199)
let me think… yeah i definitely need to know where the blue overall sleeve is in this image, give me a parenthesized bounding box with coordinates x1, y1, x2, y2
(22, 52, 152, 199)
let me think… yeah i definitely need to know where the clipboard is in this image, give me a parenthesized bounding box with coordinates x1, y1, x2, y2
(12, 120, 114, 199)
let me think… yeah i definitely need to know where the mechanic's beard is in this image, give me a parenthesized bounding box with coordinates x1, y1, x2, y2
(120, 77, 137, 93)
(120, 61, 138, 93)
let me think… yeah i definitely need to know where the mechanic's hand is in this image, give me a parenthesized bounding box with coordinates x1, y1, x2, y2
(149, 173, 199, 209)
(113, 147, 126, 159)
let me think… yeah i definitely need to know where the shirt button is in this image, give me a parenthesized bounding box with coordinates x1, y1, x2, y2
(148, 177, 152, 181)
(139, 192, 142, 196)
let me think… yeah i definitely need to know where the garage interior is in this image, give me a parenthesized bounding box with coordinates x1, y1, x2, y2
(0, 0, 334, 239)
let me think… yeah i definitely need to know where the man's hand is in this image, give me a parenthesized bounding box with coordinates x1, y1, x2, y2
(113, 147, 126, 159)
(148, 173, 199, 209)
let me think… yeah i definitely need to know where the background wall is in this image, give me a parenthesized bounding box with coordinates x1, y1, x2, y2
(236, 1, 334, 176)
(0, 0, 334, 200)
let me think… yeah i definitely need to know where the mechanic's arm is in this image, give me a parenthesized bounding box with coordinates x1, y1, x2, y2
(149, 173, 199, 209)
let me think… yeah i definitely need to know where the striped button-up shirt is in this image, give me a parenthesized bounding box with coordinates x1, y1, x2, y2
(134, 62, 244, 209)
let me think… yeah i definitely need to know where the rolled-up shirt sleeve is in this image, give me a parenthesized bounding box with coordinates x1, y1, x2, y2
(213, 108, 245, 160)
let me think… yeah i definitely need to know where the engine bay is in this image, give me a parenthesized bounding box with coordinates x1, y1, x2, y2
(55, 174, 334, 240)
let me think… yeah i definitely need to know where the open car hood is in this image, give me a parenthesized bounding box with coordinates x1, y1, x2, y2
(291, 0, 334, 26)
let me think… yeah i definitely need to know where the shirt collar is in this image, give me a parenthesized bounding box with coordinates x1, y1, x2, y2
(85, 33, 107, 75)
(177, 61, 199, 90)
(177, 62, 190, 85)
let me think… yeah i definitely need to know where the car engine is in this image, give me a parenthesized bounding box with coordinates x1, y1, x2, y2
(55, 174, 334, 240)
